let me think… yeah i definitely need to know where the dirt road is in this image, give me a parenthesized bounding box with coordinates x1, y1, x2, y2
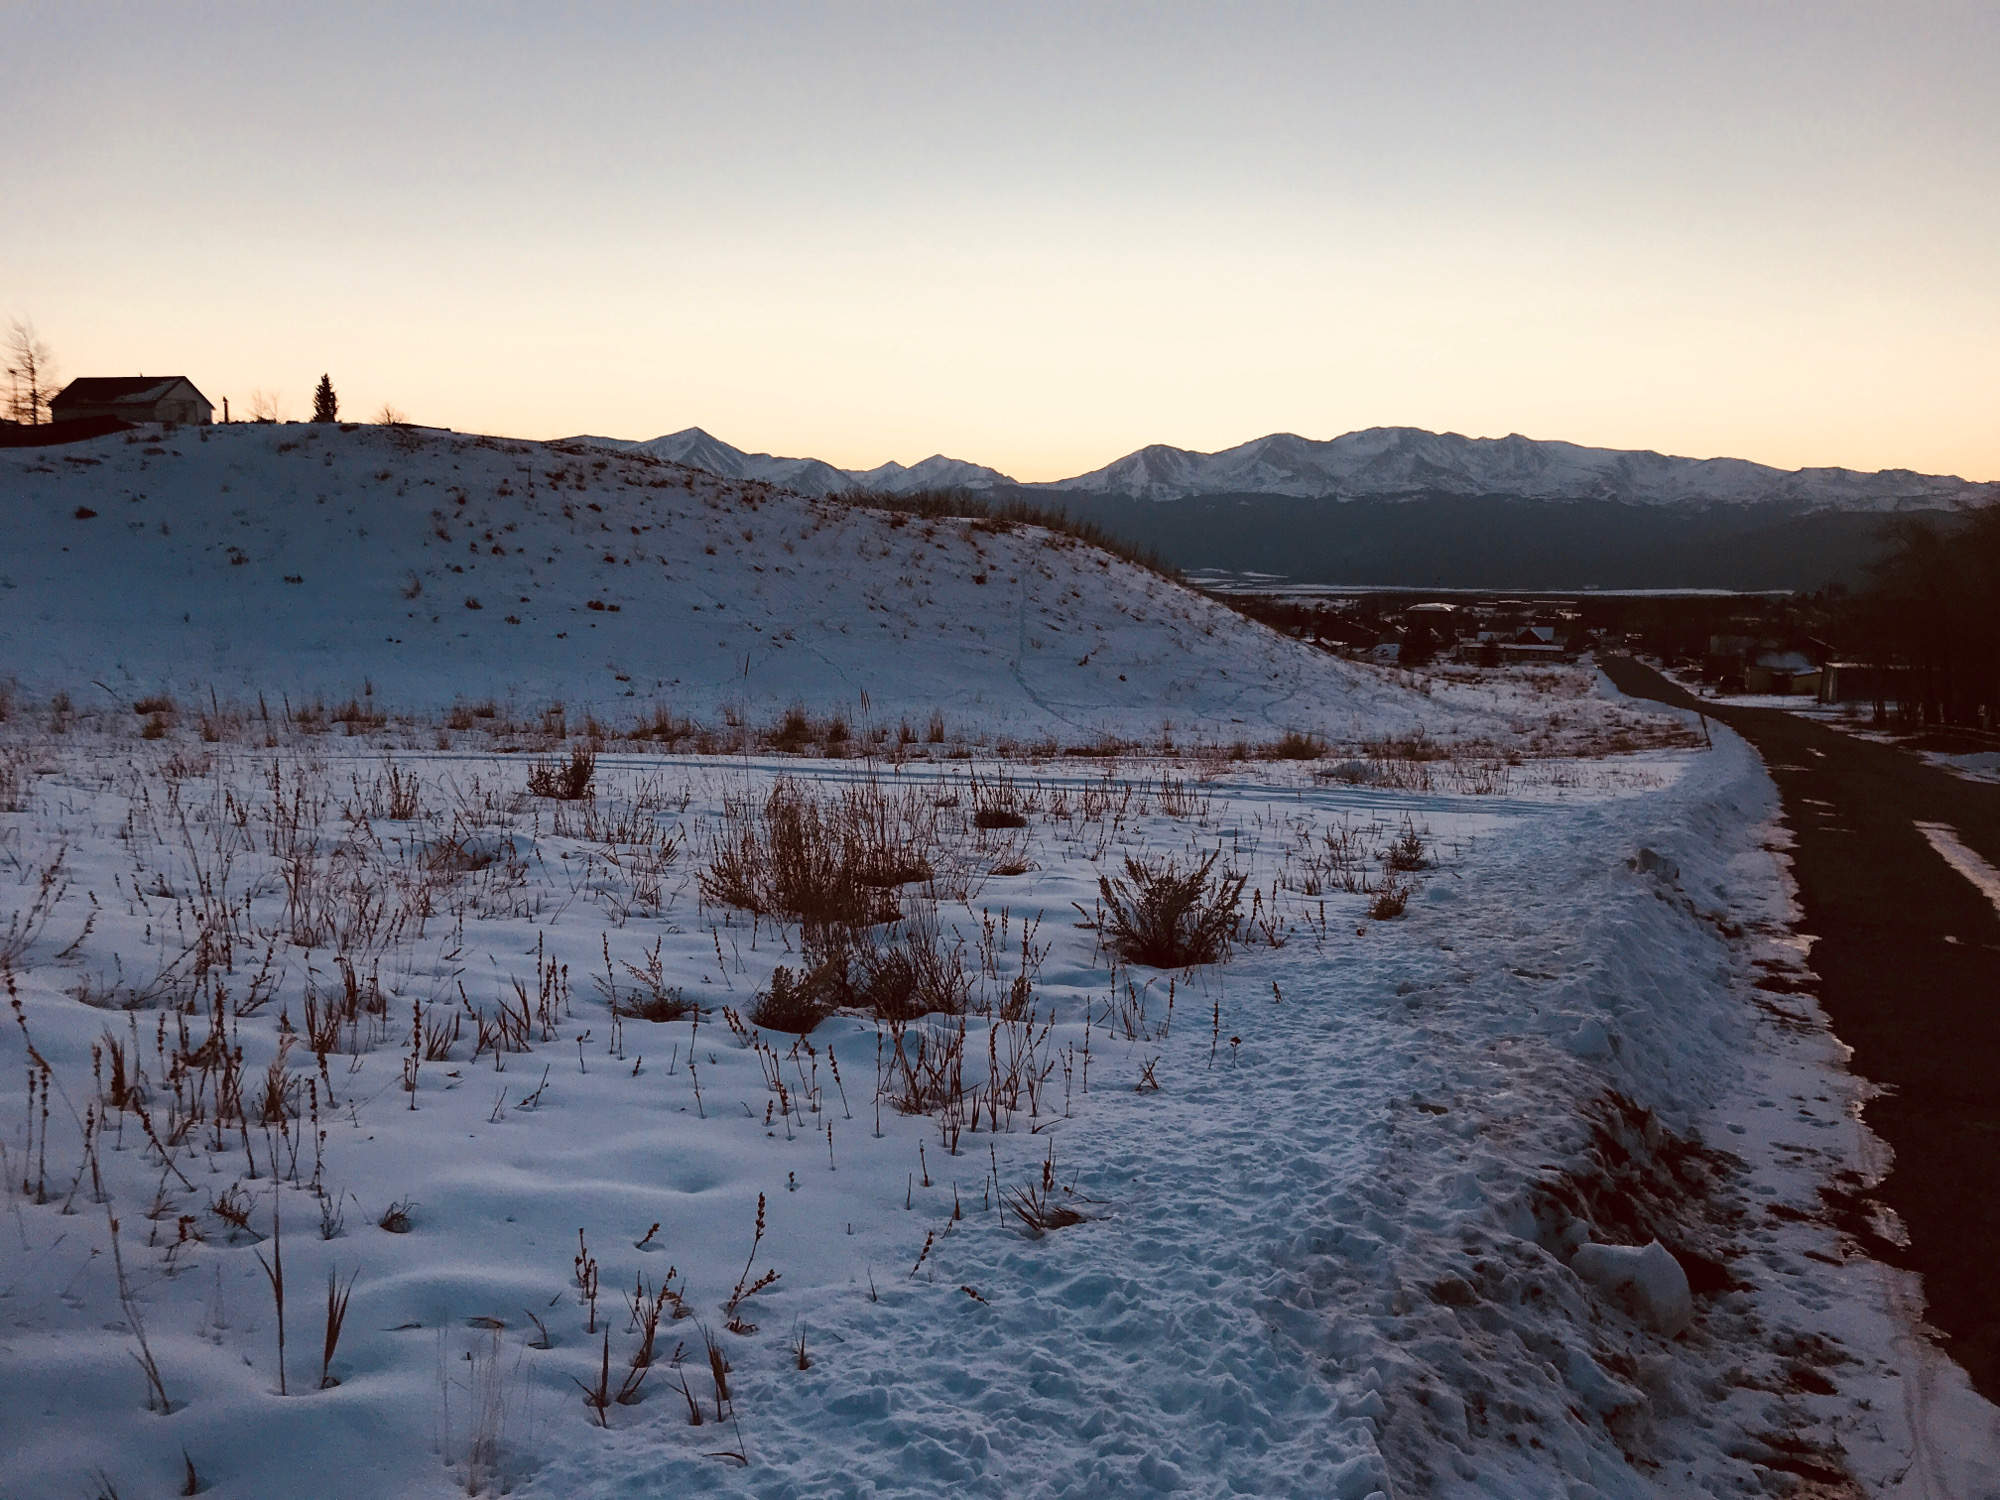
(1602, 655, 2000, 1401)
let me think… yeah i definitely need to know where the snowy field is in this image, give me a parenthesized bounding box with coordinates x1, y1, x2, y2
(4, 709, 1995, 1499)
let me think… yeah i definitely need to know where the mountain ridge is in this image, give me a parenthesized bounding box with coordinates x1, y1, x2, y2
(565, 425, 1994, 511)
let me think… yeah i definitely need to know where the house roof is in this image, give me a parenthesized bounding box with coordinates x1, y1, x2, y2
(1752, 650, 1817, 674)
(52, 376, 211, 408)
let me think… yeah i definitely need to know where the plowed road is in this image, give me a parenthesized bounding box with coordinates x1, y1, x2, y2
(1602, 655, 2000, 1401)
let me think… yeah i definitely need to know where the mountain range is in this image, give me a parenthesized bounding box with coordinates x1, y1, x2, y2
(570, 428, 1013, 498)
(571, 425, 1994, 511)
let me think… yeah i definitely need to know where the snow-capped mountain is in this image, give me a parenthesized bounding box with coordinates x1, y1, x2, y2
(568, 428, 1014, 496)
(574, 425, 1991, 511)
(847, 452, 1018, 493)
(1033, 427, 1994, 509)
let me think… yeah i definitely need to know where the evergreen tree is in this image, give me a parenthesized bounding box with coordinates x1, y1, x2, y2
(311, 374, 338, 423)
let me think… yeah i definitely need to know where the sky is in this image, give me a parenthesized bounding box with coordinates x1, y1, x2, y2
(3, 1, 1995, 482)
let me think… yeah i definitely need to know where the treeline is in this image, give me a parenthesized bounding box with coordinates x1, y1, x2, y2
(1850, 504, 2000, 728)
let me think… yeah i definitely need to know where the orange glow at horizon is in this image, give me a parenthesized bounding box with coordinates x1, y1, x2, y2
(4, 5, 1995, 485)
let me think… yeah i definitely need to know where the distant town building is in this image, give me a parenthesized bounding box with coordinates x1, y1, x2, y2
(1705, 633, 1830, 695)
(1743, 649, 1821, 697)
(51, 376, 213, 426)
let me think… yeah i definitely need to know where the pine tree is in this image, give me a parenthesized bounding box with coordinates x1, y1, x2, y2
(311, 374, 338, 423)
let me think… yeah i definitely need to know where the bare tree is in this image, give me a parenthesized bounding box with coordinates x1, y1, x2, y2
(375, 403, 408, 426)
(247, 388, 285, 423)
(5, 319, 59, 426)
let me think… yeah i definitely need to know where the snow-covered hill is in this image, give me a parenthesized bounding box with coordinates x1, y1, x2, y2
(575, 424, 1992, 510)
(0, 422, 1477, 740)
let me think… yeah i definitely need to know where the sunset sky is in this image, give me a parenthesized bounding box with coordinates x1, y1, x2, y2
(4, 2, 1995, 482)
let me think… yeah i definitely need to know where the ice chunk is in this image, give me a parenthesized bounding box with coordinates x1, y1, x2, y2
(1329, 1451, 1391, 1500)
(1563, 1017, 1613, 1059)
(1572, 1239, 1694, 1337)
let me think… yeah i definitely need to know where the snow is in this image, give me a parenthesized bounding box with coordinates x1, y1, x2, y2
(1570, 1242, 1694, 1338)
(1914, 822, 2000, 917)
(3, 426, 1996, 1498)
(1922, 749, 2000, 786)
(2, 706, 1994, 1497)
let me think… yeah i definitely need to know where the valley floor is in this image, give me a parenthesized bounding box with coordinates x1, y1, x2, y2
(2, 704, 1994, 1498)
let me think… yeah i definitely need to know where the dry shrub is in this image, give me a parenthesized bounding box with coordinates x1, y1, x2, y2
(1006, 1145, 1086, 1233)
(1264, 729, 1324, 761)
(1383, 820, 1430, 873)
(1360, 729, 1451, 763)
(760, 907, 970, 1026)
(375, 763, 425, 821)
(881, 1013, 968, 1115)
(0, 745, 32, 813)
(527, 747, 595, 800)
(633, 703, 697, 746)
(1368, 878, 1410, 920)
(968, 768, 1029, 828)
(617, 938, 691, 1022)
(1098, 851, 1245, 967)
(844, 906, 970, 1020)
(700, 779, 933, 931)
(764, 703, 817, 754)
(748, 959, 843, 1034)
(331, 698, 386, 732)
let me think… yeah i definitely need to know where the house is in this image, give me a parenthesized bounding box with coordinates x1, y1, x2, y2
(51, 376, 213, 426)
(1743, 648, 1821, 697)
(1705, 634, 1829, 695)
(1404, 602, 1457, 623)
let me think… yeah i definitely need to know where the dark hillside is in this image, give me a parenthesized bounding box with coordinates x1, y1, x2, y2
(1007, 491, 1940, 591)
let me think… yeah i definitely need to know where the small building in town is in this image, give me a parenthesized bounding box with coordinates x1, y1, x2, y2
(1743, 648, 1822, 697)
(51, 376, 213, 426)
